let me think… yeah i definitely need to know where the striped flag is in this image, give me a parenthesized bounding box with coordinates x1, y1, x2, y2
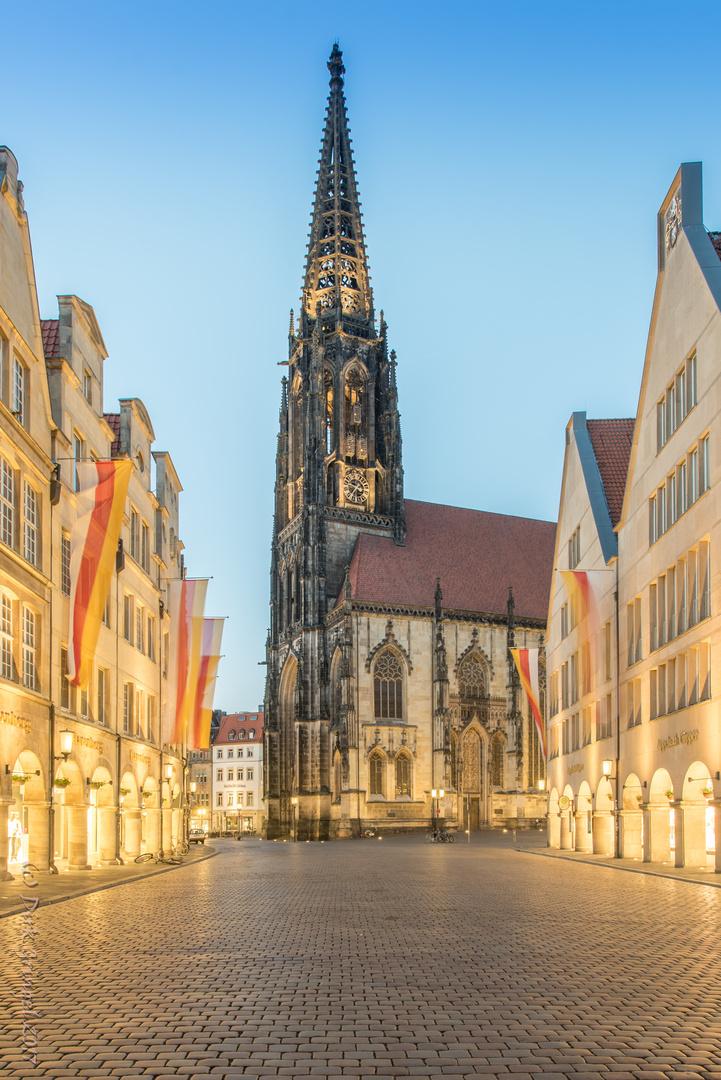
(67, 460, 133, 688)
(167, 577, 208, 745)
(188, 618, 225, 749)
(510, 648, 546, 758)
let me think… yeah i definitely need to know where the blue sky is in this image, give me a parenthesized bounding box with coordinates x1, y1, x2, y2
(7, 0, 721, 709)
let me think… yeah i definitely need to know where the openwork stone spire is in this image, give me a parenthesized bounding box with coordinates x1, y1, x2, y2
(302, 45, 374, 330)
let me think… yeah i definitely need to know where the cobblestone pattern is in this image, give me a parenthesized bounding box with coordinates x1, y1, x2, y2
(1, 836, 721, 1079)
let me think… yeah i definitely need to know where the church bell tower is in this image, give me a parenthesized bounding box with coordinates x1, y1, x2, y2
(264, 46, 404, 839)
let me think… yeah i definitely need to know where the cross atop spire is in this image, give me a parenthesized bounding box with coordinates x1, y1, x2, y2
(301, 46, 375, 333)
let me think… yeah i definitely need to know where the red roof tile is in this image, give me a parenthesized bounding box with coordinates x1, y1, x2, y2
(103, 412, 121, 456)
(41, 319, 60, 357)
(586, 418, 635, 528)
(213, 712, 264, 745)
(345, 499, 556, 622)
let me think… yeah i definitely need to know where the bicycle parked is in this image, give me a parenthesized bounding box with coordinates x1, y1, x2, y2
(425, 827, 455, 843)
(134, 840, 188, 865)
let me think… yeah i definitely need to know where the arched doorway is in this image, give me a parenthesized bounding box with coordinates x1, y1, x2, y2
(575, 781, 593, 852)
(10, 751, 45, 869)
(461, 724, 484, 830)
(593, 775, 614, 855)
(645, 768, 673, 865)
(54, 758, 89, 870)
(679, 762, 714, 869)
(620, 773, 643, 859)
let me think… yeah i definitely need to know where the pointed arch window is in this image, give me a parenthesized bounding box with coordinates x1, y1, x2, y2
(373, 650, 403, 721)
(491, 734, 504, 787)
(396, 752, 411, 798)
(369, 751, 385, 797)
(458, 652, 488, 723)
(324, 371, 334, 454)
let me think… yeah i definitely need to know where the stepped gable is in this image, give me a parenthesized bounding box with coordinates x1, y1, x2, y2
(586, 418, 635, 527)
(345, 499, 556, 620)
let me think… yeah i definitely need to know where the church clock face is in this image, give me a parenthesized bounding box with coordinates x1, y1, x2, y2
(344, 468, 368, 505)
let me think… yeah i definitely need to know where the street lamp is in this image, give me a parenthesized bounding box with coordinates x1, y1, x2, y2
(291, 796, 298, 842)
(431, 788, 445, 836)
(56, 730, 73, 762)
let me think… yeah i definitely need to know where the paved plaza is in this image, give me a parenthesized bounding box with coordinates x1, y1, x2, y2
(2, 835, 721, 1080)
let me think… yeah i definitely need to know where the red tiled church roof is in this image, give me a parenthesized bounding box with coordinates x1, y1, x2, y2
(214, 712, 264, 744)
(345, 499, 556, 622)
(586, 418, 635, 528)
(41, 319, 60, 357)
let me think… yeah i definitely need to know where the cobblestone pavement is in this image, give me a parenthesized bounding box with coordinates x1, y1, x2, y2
(2, 835, 721, 1080)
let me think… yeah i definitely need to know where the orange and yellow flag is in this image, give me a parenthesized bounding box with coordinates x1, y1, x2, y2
(188, 618, 225, 749)
(67, 460, 133, 688)
(510, 647, 546, 758)
(167, 577, 208, 745)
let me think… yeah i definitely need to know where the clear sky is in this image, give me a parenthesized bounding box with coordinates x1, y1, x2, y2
(7, 0, 721, 710)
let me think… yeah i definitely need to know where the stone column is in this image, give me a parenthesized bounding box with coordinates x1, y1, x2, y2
(592, 810, 614, 856)
(161, 806, 173, 852)
(643, 802, 671, 864)
(123, 810, 142, 859)
(709, 799, 721, 874)
(673, 800, 707, 869)
(0, 797, 14, 880)
(98, 807, 119, 864)
(618, 809, 642, 859)
(574, 809, 593, 852)
(559, 811, 573, 850)
(547, 812, 561, 849)
(26, 802, 50, 871)
(145, 808, 161, 855)
(66, 805, 91, 871)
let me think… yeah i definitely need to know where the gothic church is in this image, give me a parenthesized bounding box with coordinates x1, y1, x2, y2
(264, 46, 555, 840)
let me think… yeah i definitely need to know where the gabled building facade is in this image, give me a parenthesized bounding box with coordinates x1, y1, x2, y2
(547, 163, 721, 872)
(264, 49, 556, 840)
(212, 712, 264, 835)
(1, 146, 192, 878)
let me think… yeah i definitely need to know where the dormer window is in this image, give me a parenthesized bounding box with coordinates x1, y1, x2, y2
(249, 729, 256, 739)
(228, 730, 236, 740)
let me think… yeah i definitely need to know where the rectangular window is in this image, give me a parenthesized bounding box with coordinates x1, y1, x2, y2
(146, 695, 155, 741)
(61, 531, 71, 595)
(677, 558, 687, 634)
(136, 606, 144, 651)
(12, 357, 25, 425)
(217, 792, 223, 807)
(560, 603, 569, 639)
(102, 592, 111, 628)
(700, 641, 711, 702)
(582, 708, 592, 747)
(688, 547, 698, 628)
(699, 540, 711, 621)
(665, 386, 674, 446)
(568, 527, 580, 570)
(227, 793, 234, 806)
(570, 653, 578, 705)
(83, 369, 92, 405)
(123, 682, 133, 734)
(667, 567, 676, 640)
(236, 768, 243, 780)
(1, 593, 12, 680)
(227, 748, 234, 759)
(649, 494, 657, 546)
(1, 458, 14, 547)
(237, 748, 243, 758)
(658, 573, 666, 647)
(147, 615, 155, 660)
(570, 713, 579, 751)
(80, 680, 89, 718)
(667, 471, 676, 527)
(688, 646, 699, 706)
(216, 749, 223, 760)
(699, 434, 710, 495)
(246, 749, 253, 758)
(130, 508, 139, 562)
(678, 459, 688, 517)
(675, 368, 686, 427)
(246, 792, 253, 806)
(603, 621, 612, 682)
(217, 769, 223, 781)
(627, 677, 642, 728)
(97, 667, 108, 725)
(687, 352, 697, 410)
(60, 646, 70, 710)
(650, 668, 658, 720)
(74, 434, 84, 492)
(657, 484, 666, 538)
(124, 594, 133, 642)
(141, 522, 149, 572)
(22, 607, 36, 689)
(657, 399, 665, 452)
(227, 769, 234, 781)
(247, 768, 253, 780)
(658, 354, 697, 449)
(677, 652, 687, 710)
(163, 632, 169, 678)
(667, 658, 676, 713)
(689, 448, 698, 505)
(634, 598, 642, 664)
(23, 484, 37, 566)
(649, 583, 657, 653)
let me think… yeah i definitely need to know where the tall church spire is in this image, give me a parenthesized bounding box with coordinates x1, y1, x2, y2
(302, 45, 374, 332)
